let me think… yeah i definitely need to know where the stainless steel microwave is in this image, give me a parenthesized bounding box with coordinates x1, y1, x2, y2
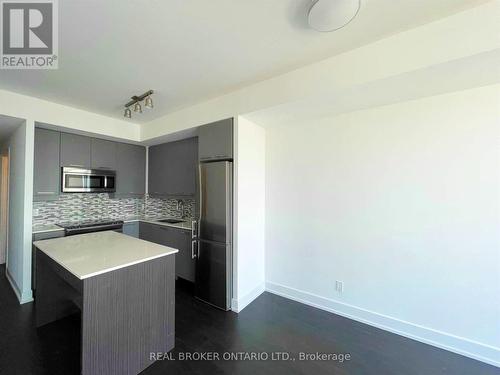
(61, 167, 116, 193)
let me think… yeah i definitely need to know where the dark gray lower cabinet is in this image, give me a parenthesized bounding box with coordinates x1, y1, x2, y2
(122, 222, 139, 238)
(32, 230, 65, 294)
(176, 230, 194, 282)
(139, 222, 163, 244)
(139, 222, 194, 282)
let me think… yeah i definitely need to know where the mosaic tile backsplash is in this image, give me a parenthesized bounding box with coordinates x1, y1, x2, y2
(32, 194, 196, 226)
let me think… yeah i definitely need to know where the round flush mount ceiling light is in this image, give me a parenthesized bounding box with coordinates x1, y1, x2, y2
(307, 0, 361, 32)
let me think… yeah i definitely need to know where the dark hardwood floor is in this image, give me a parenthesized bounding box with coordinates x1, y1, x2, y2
(0, 264, 497, 375)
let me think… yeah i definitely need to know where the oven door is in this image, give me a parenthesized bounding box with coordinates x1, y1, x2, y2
(62, 167, 116, 193)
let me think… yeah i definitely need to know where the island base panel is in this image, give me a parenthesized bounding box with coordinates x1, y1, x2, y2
(81, 255, 175, 375)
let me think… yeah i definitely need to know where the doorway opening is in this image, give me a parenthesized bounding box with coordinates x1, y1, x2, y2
(0, 153, 9, 265)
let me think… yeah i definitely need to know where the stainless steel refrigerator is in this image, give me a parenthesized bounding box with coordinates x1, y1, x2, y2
(193, 161, 232, 310)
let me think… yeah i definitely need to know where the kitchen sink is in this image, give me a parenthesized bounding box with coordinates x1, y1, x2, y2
(157, 219, 185, 224)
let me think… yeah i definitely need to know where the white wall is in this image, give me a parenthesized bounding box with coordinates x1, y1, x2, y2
(232, 117, 266, 312)
(264, 85, 500, 365)
(0, 90, 140, 141)
(1, 121, 35, 303)
(0, 156, 5, 265)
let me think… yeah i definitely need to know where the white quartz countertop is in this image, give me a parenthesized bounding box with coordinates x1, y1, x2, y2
(33, 217, 193, 234)
(33, 231, 178, 280)
(32, 224, 65, 234)
(130, 217, 193, 231)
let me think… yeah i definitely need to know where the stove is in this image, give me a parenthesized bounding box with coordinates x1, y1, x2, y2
(58, 220, 124, 236)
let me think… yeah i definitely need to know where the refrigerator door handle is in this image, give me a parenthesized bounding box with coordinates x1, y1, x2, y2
(198, 164, 203, 235)
(191, 240, 197, 259)
(191, 220, 197, 239)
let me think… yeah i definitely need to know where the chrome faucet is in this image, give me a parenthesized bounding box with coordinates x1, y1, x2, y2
(177, 199, 185, 218)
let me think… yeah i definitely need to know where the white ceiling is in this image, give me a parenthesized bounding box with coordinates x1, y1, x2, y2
(0, 0, 488, 124)
(245, 50, 500, 127)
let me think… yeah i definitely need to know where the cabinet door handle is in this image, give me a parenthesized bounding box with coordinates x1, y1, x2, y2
(191, 240, 197, 259)
(36, 191, 56, 195)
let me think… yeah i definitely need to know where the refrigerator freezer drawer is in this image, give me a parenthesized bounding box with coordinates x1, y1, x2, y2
(195, 239, 232, 311)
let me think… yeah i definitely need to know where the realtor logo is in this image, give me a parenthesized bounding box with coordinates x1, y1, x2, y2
(1, 0, 58, 69)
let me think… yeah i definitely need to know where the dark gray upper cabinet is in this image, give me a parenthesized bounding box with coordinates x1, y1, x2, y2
(34, 128, 61, 200)
(116, 143, 146, 195)
(198, 118, 233, 161)
(36, 130, 147, 196)
(60, 132, 91, 168)
(148, 143, 168, 196)
(91, 138, 116, 170)
(148, 137, 197, 197)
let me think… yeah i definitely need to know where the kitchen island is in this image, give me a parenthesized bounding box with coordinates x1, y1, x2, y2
(33, 231, 178, 375)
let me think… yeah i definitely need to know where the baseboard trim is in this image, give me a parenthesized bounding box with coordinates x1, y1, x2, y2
(5, 268, 33, 304)
(232, 283, 265, 313)
(265, 281, 499, 367)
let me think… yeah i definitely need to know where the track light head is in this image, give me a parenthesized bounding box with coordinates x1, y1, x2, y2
(144, 95, 153, 109)
(124, 107, 132, 118)
(133, 102, 142, 113)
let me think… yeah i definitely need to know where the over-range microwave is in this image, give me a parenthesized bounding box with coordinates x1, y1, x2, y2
(61, 167, 116, 193)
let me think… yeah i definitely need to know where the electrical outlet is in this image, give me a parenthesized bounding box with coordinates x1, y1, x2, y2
(335, 280, 344, 294)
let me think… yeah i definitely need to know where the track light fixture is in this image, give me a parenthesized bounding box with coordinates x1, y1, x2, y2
(123, 89, 154, 118)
